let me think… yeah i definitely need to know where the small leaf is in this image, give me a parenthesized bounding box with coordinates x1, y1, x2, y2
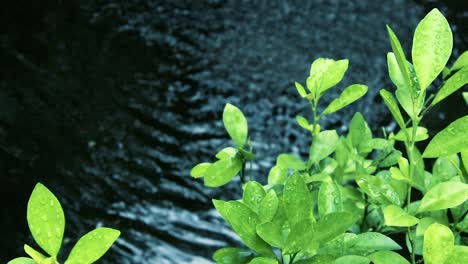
(283, 173, 313, 224)
(394, 127, 429, 142)
(451, 50, 468, 72)
(464, 92, 468, 104)
(213, 200, 274, 256)
(423, 223, 454, 264)
(190, 162, 211, 178)
(204, 157, 242, 187)
(296, 115, 311, 130)
(351, 232, 401, 252)
(216, 147, 238, 159)
(384, 205, 419, 227)
(423, 115, 468, 158)
(395, 88, 417, 119)
(432, 67, 468, 106)
(7, 258, 35, 264)
(318, 181, 342, 217)
(243, 181, 266, 214)
(349, 112, 373, 154)
(295, 82, 308, 98)
(277, 154, 306, 170)
(380, 89, 406, 129)
(323, 84, 368, 114)
(386, 25, 412, 92)
(309, 58, 349, 95)
(65, 227, 120, 264)
(418, 181, 468, 212)
(223, 103, 248, 147)
(267, 165, 288, 185)
(368, 251, 410, 264)
(334, 255, 369, 264)
(387, 52, 406, 88)
(23, 244, 46, 263)
(309, 130, 339, 163)
(258, 190, 279, 223)
(27, 183, 65, 257)
(213, 247, 253, 264)
(412, 8, 453, 91)
(248, 257, 278, 264)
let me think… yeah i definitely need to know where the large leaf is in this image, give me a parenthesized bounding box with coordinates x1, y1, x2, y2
(277, 154, 306, 170)
(444, 246, 468, 264)
(318, 181, 342, 217)
(267, 165, 288, 185)
(423, 115, 468, 158)
(451, 50, 468, 72)
(248, 257, 278, 264)
(243, 181, 266, 214)
(432, 67, 468, 105)
(356, 175, 402, 206)
(384, 205, 419, 227)
(283, 173, 313, 224)
(350, 232, 401, 252)
(380, 89, 406, 129)
(412, 8, 453, 91)
(258, 190, 279, 223)
(27, 183, 65, 257)
(213, 200, 273, 256)
(334, 255, 369, 264)
(418, 181, 468, 212)
(284, 218, 318, 254)
(204, 157, 242, 187)
(323, 84, 368, 114)
(309, 130, 339, 163)
(7, 258, 35, 264)
(349, 112, 372, 154)
(65, 227, 120, 264)
(308, 58, 349, 94)
(368, 251, 410, 264)
(423, 223, 454, 264)
(223, 103, 248, 147)
(212, 247, 253, 264)
(313, 212, 356, 244)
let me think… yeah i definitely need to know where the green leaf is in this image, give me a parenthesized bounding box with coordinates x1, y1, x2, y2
(310, 130, 339, 163)
(283, 173, 313, 224)
(412, 8, 453, 91)
(27, 183, 65, 257)
(384, 205, 419, 227)
(323, 84, 368, 114)
(238, 148, 256, 161)
(190, 162, 211, 178)
(423, 115, 468, 158)
(223, 103, 248, 147)
(394, 127, 428, 142)
(418, 181, 468, 212)
(296, 115, 311, 130)
(277, 154, 306, 170)
(204, 157, 242, 187)
(416, 217, 438, 236)
(444, 246, 468, 264)
(216, 147, 238, 159)
(368, 251, 410, 264)
(395, 88, 417, 119)
(318, 181, 343, 217)
(309, 58, 349, 95)
(386, 25, 412, 92)
(65, 227, 120, 264)
(432, 155, 459, 181)
(423, 223, 454, 264)
(350, 232, 401, 252)
(7, 258, 35, 264)
(432, 67, 468, 106)
(248, 257, 278, 264)
(212, 247, 253, 264)
(349, 112, 372, 154)
(387, 52, 406, 88)
(284, 218, 318, 254)
(380, 89, 406, 129)
(243, 181, 266, 214)
(451, 50, 468, 72)
(356, 175, 402, 206)
(258, 190, 279, 223)
(313, 212, 356, 244)
(256, 221, 287, 248)
(464, 92, 468, 104)
(213, 200, 274, 256)
(295, 82, 308, 98)
(334, 255, 369, 264)
(267, 165, 288, 185)
(23, 244, 46, 263)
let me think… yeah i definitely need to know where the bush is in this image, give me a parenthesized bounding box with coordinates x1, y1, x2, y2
(191, 8, 468, 264)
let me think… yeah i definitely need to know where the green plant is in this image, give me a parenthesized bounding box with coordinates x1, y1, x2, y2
(191, 8, 468, 264)
(7, 183, 120, 264)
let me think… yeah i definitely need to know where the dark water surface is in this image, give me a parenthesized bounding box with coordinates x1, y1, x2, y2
(0, 0, 466, 263)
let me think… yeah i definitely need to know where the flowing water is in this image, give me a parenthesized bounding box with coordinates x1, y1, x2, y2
(0, 0, 466, 263)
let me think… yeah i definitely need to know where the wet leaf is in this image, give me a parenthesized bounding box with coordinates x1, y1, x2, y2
(318, 181, 342, 217)
(284, 218, 317, 254)
(423, 115, 468, 158)
(394, 127, 428, 142)
(412, 8, 453, 90)
(432, 67, 468, 105)
(380, 89, 406, 129)
(423, 223, 454, 264)
(283, 173, 313, 224)
(309, 130, 339, 163)
(248, 257, 278, 264)
(277, 154, 306, 170)
(334, 255, 369, 264)
(204, 157, 242, 187)
(350, 232, 401, 252)
(386, 25, 412, 92)
(368, 251, 410, 264)
(243, 181, 266, 214)
(309, 58, 349, 95)
(313, 212, 356, 244)
(258, 190, 279, 223)
(267, 165, 288, 185)
(65, 227, 120, 264)
(323, 84, 368, 114)
(213, 247, 253, 264)
(384, 205, 419, 227)
(349, 112, 372, 154)
(216, 147, 238, 159)
(27, 183, 65, 257)
(418, 181, 468, 212)
(223, 103, 248, 147)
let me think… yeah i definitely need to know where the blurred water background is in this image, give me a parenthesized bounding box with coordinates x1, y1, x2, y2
(0, 0, 466, 263)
